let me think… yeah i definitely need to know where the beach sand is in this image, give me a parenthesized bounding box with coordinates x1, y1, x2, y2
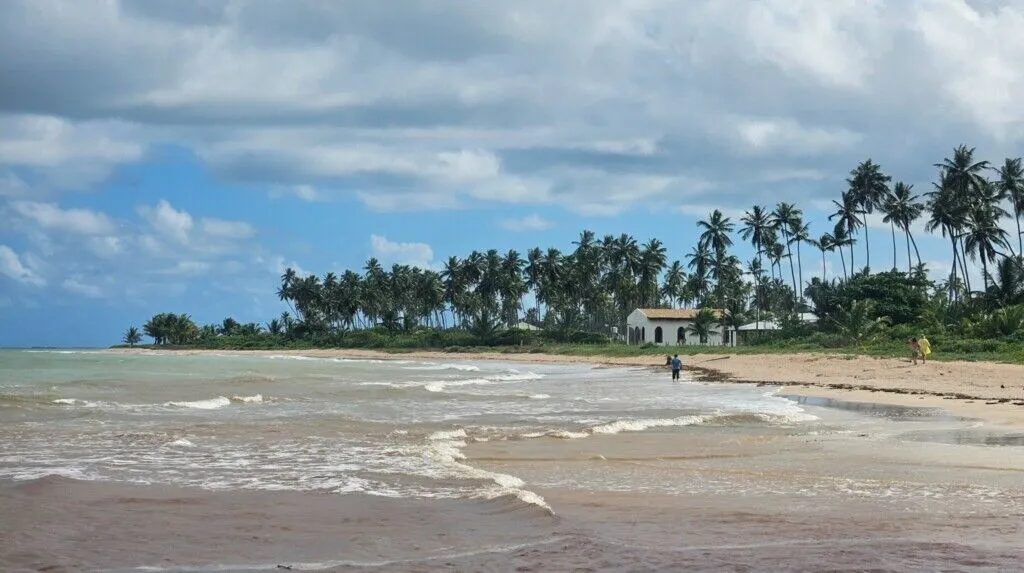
(114, 348, 1024, 429)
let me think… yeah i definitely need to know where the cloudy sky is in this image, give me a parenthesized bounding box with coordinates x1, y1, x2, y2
(2, 0, 1024, 346)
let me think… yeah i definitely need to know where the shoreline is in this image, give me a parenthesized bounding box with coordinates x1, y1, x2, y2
(107, 347, 1024, 429)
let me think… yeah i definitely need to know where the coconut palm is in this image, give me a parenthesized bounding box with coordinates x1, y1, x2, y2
(846, 159, 892, 271)
(995, 157, 1024, 257)
(770, 202, 801, 299)
(882, 181, 925, 272)
(697, 209, 735, 306)
(122, 326, 142, 348)
(815, 233, 835, 283)
(829, 190, 861, 273)
(788, 218, 810, 304)
(740, 205, 773, 277)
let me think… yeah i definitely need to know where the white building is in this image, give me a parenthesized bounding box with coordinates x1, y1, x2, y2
(735, 312, 818, 345)
(625, 308, 732, 347)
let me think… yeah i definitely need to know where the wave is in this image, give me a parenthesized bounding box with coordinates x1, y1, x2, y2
(230, 393, 264, 404)
(422, 429, 554, 514)
(164, 396, 232, 409)
(360, 371, 545, 394)
(516, 409, 817, 441)
(403, 363, 481, 372)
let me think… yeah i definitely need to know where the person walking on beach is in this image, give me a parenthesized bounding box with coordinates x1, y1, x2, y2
(671, 354, 682, 381)
(918, 335, 931, 363)
(909, 337, 922, 365)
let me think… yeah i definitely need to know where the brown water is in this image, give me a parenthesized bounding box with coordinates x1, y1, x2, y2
(2, 350, 1023, 571)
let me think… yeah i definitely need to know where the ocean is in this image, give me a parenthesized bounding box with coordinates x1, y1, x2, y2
(2, 349, 1022, 572)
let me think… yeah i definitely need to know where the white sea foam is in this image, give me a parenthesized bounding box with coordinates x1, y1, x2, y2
(230, 393, 264, 404)
(420, 427, 553, 513)
(404, 363, 481, 372)
(167, 438, 195, 447)
(164, 396, 231, 410)
(52, 398, 101, 407)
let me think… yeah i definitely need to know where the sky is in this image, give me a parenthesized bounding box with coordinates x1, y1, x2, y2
(2, 0, 1024, 347)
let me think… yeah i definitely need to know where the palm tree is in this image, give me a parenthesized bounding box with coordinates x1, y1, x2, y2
(830, 223, 854, 281)
(687, 308, 720, 345)
(740, 205, 773, 277)
(926, 173, 971, 299)
(815, 233, 835, 283)
(661, 260, 685, 307)
(770, 202, 801, 300)
(882, 181, 925, 271)
(788, 218, 810, 304)
(995, 157, 1024, 257)
(829, 190, 861, 273)
(961, 197, 1010, 293)
(846, 159, 892, 271)
(122, 326, 142, 348)
(697, 210, 734, 306)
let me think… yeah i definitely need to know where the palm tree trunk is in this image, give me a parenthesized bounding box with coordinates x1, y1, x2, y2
(863, 222, 870, 272)
(838, 246, 847, 281)
(795, 240, 804, 303)
(890, 222, 897, 270)
(955, 237, 972, 295)
(821, 250, 827, 282)
(904, 228, 913, 273)
(1016, 213, 1022, 259)
(909, 232, 922, 269)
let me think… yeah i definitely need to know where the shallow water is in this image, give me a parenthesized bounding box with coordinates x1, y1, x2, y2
(2, 349, 1022, 571)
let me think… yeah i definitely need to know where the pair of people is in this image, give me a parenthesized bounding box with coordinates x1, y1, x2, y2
(909, 335, 931, 365)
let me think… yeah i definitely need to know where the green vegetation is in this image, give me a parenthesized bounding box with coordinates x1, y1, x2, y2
(120, 146, 1024, 364)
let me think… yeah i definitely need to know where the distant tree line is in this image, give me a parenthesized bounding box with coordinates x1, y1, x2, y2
(124, 146, 1024, 353)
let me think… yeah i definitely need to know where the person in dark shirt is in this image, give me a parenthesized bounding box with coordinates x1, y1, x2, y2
(670, 354, 682, 381)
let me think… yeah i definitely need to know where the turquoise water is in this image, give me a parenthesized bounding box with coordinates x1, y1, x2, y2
(0, 349, 823, 509)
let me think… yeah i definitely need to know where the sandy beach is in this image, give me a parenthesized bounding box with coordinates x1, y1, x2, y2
(113, 347, 1024, 428)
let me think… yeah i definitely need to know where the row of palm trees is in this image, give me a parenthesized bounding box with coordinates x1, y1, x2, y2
(131, 146, 1024, 345)
(267, 146, 1022, 338)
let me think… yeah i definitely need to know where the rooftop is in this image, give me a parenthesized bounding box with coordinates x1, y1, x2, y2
(634, 308, 725, 320)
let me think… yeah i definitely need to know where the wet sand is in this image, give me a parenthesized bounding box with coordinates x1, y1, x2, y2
(111, 348, 1024, 429)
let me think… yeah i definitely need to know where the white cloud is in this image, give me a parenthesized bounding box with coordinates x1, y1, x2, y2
(0, 244, 45, 286)
(500, 213, 554, 232)
(5, 0, 1024, 215)
(369, 234, 434, 268)
(61, 276, 102, 298)
(137, 199, 193, 244)
(10, 201, 116, 235)
(201, 217, 255, 240)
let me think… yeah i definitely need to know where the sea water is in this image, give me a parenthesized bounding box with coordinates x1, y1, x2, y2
(3, 349, 1023, 572)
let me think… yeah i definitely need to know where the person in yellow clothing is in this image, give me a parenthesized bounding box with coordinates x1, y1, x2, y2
(918, 335, 931, 363)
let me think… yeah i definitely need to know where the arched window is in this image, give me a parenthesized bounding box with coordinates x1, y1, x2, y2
(677, 326, 686, 344)
(654, 326, 663, 343)
(641, 327, 646, 341)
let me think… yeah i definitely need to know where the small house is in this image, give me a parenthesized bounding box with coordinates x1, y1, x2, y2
(625, 308, 732, 347)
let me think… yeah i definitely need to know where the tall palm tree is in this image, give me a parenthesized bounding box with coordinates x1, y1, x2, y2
(770, 202, 801, 300)
(661, 260, 686, 307)
(961, 189, 1010, 293)
(995, 157, 1024, 257)
(882, 181, 925, 272)
(829, 190, 861, 273)
(846, 159, 892, 272)
(815, 233, 835, 283)
(830, 223, 854, 281)
(788, 218, 810, 303)
(697, 210, 735, 306)
(926, 174, 971, 300)
(740, 205, 772, 277)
